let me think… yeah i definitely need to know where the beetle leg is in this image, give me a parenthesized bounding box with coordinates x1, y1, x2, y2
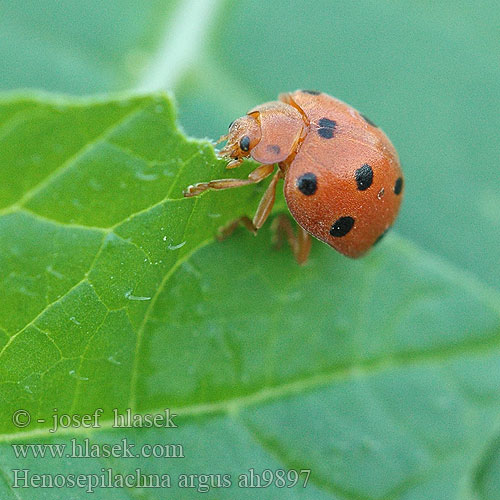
(217, 216, 257, 239)
(252, 169, 283, 229)
(183, 163, 275, 197)
(271, 214, 312, 265)
(216, 168, 282, 239)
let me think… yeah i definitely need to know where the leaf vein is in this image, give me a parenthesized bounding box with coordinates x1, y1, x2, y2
(2, 102, 151, 213)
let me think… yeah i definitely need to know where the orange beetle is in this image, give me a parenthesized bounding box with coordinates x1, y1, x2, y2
(184, 90, 403, 264)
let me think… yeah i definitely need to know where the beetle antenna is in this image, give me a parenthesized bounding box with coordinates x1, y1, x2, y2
(214, 134, 228, 145)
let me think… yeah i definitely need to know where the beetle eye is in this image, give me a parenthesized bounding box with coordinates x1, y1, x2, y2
(239, 135, 250, 152)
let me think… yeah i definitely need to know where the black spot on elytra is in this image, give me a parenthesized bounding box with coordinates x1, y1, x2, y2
(301, 89, 321, 95)
(330, 216, 355, 237)
(296, 172, 317, 195)
(267, 144, 281, 155)
(374, 227, 390, 245)
(355, 164, 373, 191)
(319, 117, 336, 128)
(394, 177, 403, 195)
(361, 113, 377, 127)
(239, 135, 250, 152)
(317, 117, 337, 139)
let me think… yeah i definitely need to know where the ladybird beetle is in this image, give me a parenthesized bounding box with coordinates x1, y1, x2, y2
(184, 90, 403, 264)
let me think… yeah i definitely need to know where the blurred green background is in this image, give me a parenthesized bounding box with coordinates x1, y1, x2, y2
(1, 0, 499, 291)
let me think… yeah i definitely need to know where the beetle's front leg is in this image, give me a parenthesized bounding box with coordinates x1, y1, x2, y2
(183, 163, 274, 197)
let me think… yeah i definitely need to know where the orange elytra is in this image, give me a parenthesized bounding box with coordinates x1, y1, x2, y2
(184, 90, 404, 264)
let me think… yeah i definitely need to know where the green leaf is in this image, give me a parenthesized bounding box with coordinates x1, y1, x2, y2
(1, 94, 500, 499)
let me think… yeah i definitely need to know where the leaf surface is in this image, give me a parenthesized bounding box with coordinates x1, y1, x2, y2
(0, 95, 499, 499)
